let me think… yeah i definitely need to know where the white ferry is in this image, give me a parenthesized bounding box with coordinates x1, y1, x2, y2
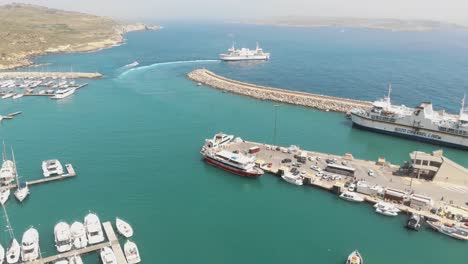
(350, 87, 468, 150)
(202, 150, 264, 178)
(219, 43, 270, 61)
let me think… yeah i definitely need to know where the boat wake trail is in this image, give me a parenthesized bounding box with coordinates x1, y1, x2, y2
(119, 59, 220, 78)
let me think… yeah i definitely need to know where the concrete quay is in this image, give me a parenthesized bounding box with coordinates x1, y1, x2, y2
(0, 72, 102, 79)
(188, 69, 372, 113)
(221, 138, 468, 221)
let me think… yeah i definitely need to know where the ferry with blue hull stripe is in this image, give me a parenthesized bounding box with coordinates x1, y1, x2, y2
(350, 85, 468, 150)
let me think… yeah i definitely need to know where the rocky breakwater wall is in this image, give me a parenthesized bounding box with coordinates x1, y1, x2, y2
(187, 69, 372, 113)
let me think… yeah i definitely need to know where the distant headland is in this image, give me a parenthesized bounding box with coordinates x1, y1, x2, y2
(238, 16, 465, 32)
(0, 3, 160, 70)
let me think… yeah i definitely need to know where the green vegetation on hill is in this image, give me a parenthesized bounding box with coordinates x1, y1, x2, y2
(0, 3, 157, 69)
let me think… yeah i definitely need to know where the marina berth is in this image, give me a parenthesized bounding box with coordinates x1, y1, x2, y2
(188, 69, 372, 113)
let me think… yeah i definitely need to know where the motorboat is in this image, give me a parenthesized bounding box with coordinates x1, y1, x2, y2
(84, 213, 104, 244)
(12, 94, 23, 99)
(54, 259, 69, 264)
(339, 191, 365, 202)
(70, 222, 88, 249)
(406, 213, 422, 231)
(201, 133, 234, 151)
(373, 201, 400, 213)
(375, 207, 398, 217)
(426, 220, 468, 241)
(0, 188, 10, 205)
(42, 159, 64, 177)
(0, 244, 4, 264)
(124, 240, 141, 264)
(281, 171, 303, 186)
(51, 88, 75, 99)
(100, 247, 117, 264)
(6, 238, 20, 264)
(116, 218, 134, 238)
(21, 227, 39, 262)
(346, 250, 363, 264)
(54, 222, 72, 252)
(68, 255, 83, 264)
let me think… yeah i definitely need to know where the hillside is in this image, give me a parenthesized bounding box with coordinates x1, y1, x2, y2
(0, 3, 159, 69)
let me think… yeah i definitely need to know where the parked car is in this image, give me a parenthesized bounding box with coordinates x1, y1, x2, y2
(326, 158, 337, 164)
(310, 165, 320, 171)
(368, 170, 375, 177)
(348, 183, 356, 192)
(281, 158, 292, 163)
(316, 172, 324, 177)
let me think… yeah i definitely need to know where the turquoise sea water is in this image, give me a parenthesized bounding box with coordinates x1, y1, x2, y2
(1, 23, 468, 263)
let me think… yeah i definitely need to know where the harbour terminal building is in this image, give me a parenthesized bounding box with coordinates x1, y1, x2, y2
(409, 150, 468, 186)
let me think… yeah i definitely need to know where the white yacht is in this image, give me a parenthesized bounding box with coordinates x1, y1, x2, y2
(42, 159, 64, 177)
(68, 255, 83, 264)
(201, 133, 234, 152)
(0, 188, 10, 205)
(339, 191, 365, 202)
(84, 213, 105, 244)
(12, 94, 23, 99)
(0, 244, 4, 264)
(373, 201, 400, 213)
(51, 88, 75, 99)
(124, 240, 141, 264)
(281, 171, 303, 186)
(21, 227, 39, 262)
(6, 239, 20, 264)
(11, 149, 29, 203)
(54, 259, 68, 264)
(54, 222, 72, 252)
(70, 222, 88, 249)
(116, 218, 133, 238)
(0, 155, 15, 185)
(1, 93, 14, 99)
(100, 247, 117, 264)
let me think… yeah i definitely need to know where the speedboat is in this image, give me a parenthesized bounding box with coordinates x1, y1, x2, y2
(70, 222, 88, 249)
(339, 191, 364, 202)
(406, 213, 422, 231)
(14, 183, 29, 203)
(281, 172, 303, 186)
(375, 207, 398, 217)
(124, 240, 141, 264)
(42, 159, 64, 177)
(54, 259, 69, 264)
(21, 227, 39, 262)
(6, 238, 20, 264)
(346, 250, 363, 264)
(68, 255, 83, 264)
(0, 187, 10, 205)
(100, 247, 117, 264)
(12, 94, 23, 99)
(54, 222, 72, 252)
(426, 221, 468, 241)
(116, 218, 134, 238)
(373, 201, 400, 213)
(84, 213, 104, 244)
(51, 88, 75, 99)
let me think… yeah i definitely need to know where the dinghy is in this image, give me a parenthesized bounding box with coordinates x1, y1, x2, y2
(346, 250, 363, 264)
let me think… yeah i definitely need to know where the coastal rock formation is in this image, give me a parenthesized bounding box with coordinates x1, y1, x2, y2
(188, 69, 372, 113)
(0, 4, 161, 70)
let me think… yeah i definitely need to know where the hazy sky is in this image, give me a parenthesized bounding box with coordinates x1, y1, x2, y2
(1, 0, 468, 24)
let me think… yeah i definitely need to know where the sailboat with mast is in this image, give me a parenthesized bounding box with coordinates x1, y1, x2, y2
(0, 143, 12, 205)
(11, 149, 29, 203)
(2, 205, 20, 264)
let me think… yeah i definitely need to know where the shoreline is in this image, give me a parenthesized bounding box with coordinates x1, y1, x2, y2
(188, 69, 372, 113)
(0, 24, 160, 71)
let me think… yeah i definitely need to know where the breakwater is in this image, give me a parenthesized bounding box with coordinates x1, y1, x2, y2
(188, 69, 372, 112)
(0, 71, 102, 79)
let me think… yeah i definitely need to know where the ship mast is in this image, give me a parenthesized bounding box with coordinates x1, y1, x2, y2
(2, 204, 15, 239)
(386, 83, 392, 106)
(11, 147, 20, 188)
(2, 141, 6, 162)
(461, 94, 466, 116)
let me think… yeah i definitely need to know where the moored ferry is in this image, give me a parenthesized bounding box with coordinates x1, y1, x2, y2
(219, 43, 270, 61)
(202, 150, 264, 178)
(350, 87, 468, 150)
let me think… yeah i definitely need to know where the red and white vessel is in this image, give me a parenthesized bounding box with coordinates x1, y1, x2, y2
(202, 150, 264, 178)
